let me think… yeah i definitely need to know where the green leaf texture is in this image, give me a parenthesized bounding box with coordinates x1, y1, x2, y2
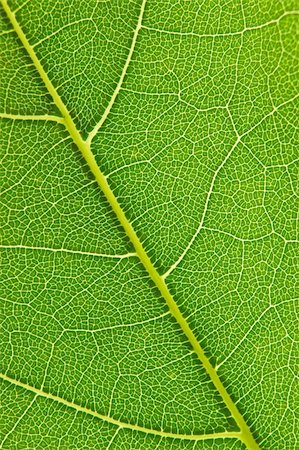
(0, 0, 298, 448)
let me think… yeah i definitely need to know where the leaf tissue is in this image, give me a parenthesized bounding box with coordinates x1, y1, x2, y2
(0, 0, 298, 449)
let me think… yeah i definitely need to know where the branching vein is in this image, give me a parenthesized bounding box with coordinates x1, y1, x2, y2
(85, 0, 147, 145)
(142, 10, 299, 39)
(0, 112, 64, 123)
(0, 244, 137, 259)
(0, 0, 262, 448)
(0, 372, 240, 442)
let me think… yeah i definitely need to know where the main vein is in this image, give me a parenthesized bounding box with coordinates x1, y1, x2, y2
(1, 0, 260, 448)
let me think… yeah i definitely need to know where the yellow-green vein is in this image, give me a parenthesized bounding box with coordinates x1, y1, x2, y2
(0, 112, 64, 123)
(1, 0, 260, 448)
(0, 372, 240, 442)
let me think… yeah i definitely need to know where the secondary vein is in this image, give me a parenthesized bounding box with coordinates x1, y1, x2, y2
(0, 372, 240, 442)
(0, 112, 64, 123)
(86, 0, 147, 145)
(0, 244, 137, 259)
(1, 1, 260, 448)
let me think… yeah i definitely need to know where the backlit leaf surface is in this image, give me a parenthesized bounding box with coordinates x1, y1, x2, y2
(0, 0, 298, 449)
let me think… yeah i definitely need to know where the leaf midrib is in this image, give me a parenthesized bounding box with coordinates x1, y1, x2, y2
(1, 0, 260, 448)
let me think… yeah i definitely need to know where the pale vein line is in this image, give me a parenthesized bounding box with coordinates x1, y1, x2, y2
(241, 93, 299, 139)
(106, 427, 120, 450)
(0, 394, 37, 449)
(0, 28, 14, 35)
(32, 18, 96, 48)
(0, 373, 240, 442)
(0, 244, 137, 259)
(142, 11, 299, 39)
(217, 305, 276, 370)
(63, 312, 171, 334)
(0, 1, 260, 448)
(12, 0, 31, 14)
(202, 227, 275, 243)
(162, 136, 241, 279)
(85, 0, 147, 145)
(162, 93, 299, 279)
(0, 112, 64, 123)
(0, 136, 71, 197)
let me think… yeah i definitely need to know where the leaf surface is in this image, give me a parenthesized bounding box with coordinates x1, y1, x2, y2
(0, 0, 298, 449)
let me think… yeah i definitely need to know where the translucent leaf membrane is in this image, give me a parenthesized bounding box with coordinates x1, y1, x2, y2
(0, 380, 246, 449)
(0, 120, 131, 254)
(0, 0, 298, 448)
(6, 0, 144, 135)
(1, 249, 234, 436)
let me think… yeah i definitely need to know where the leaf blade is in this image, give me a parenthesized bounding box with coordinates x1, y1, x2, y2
(0, 0, 298, 448)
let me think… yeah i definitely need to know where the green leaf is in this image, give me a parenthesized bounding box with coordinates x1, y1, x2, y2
(0, 0, 298, 448)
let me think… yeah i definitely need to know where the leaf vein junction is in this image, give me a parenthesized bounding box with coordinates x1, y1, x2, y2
(141, 10, 299, 39)
(0, 372, 240, 442)
(0, 244, 137, 259)
(0, 113, 64, 123)
(85, 0, 147, 145)
(0, 0, 261, 448)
